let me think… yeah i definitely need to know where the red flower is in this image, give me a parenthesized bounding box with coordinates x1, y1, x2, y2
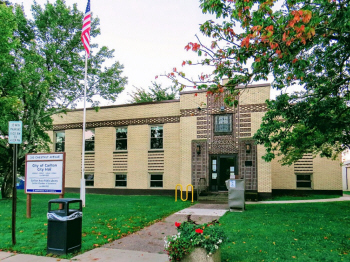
(195, 228, 203, 234)
(175, 222, 181, 228)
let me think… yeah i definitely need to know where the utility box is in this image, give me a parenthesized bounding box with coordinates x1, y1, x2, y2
(47, 198, 83, 255)
(225, 179, 245, 211)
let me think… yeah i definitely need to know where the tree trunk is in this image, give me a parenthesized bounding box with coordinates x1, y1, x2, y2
(1, 170, 13, 199)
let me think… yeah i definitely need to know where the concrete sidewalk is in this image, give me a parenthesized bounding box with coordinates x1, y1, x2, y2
(1, 195, 349, 262)
(0, 203, 228, 262)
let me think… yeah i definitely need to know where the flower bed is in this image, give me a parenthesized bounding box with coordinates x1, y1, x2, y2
(164, 216, 225, 261)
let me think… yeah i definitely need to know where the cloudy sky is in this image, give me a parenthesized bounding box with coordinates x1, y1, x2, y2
(11, 0, 219, 106)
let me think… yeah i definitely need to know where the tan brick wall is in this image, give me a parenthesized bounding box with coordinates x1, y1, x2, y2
(272, 154, 342, 190)
(52, 101, 180, 125)
(271, 156, 295, 189)
(94, 127, 114, 188)
(164, 123, 181, 189)
(313, 155, 342, 190)
(250, 112, 265, 137)
(240, 86, 270, 105)
(180, 117, 198, 188)
(180, 92, 207, 110)
(127, 125, 149, 189)
(64, 129, 82, 188)
(257, 144, 272, 192)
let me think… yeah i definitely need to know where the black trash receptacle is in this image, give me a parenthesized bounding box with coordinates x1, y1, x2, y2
(47, 198, 82, 255)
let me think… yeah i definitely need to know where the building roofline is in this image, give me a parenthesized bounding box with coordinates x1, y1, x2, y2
(179, 83, 271, 95)
(65, 99, 180, 112)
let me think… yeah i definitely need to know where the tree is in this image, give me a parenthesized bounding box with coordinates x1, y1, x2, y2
(164, 0, 350, 165)
(0, 0, 127, 198)
(128, 82, 178, 103)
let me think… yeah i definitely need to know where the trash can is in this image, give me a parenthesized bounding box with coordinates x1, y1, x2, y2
(47, 198, 83, 255)
(225, 179, 245, 211)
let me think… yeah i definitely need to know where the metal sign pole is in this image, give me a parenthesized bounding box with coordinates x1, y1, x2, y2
(12, 144, 17, 245)
(8, 121, 22, 246)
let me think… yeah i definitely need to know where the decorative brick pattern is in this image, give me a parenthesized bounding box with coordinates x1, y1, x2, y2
(181, 108, 207, 117)
(53, 116, 180, 131)
(113, 153, 128, 172)
(191, 141, 208, 188)
(239, 112, 251, 137)
(294, 154, 313, 173)
(85, 153, 95, 172)
(240, 103, 268, 113)
(238, 140, 257, 190)
(148, 152, 164, 172)
(197, 115, 208, 139)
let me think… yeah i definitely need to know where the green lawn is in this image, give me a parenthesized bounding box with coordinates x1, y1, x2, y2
(344, 191, 350, 195)
(0, 190, 192, 258)
(266, 194, 341, 201)
(220, 202, 350, 261)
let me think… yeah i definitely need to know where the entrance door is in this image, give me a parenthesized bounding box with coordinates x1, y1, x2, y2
(209, 155, 237, 191)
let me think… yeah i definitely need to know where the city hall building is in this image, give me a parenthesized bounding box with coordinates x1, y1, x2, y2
(49, 83, 342, 200)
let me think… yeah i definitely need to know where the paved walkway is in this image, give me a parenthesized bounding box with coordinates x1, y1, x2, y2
(1, 195, 349, 262)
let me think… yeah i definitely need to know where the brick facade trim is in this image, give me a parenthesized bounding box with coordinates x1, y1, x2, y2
(53, 116, 180, 130)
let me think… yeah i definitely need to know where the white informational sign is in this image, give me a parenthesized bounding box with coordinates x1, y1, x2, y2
(25, 153, 65, 194)
(230, 180, 236, 188)
(8, 121, 22, 144)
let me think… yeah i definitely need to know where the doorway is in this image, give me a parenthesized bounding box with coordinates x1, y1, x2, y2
(209, 155, 237, 191)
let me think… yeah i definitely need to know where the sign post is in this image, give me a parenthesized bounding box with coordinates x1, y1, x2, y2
(8, 121, 22, 246)
(25, 153, 65, 218)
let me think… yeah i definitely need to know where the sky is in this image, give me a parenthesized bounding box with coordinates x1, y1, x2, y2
(11, 0, 219, 107)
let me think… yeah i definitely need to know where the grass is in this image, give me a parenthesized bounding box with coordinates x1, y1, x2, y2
(219, 202, 350, 261)
(344, 191, 350, 195)
(0, 190, 192, 258)
(265, 194, 341, 201)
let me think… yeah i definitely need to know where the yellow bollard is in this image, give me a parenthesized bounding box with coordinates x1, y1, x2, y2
(175, 184, 194, 203)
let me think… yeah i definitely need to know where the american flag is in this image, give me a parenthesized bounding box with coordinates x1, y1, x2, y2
(81, 0, 91, 56)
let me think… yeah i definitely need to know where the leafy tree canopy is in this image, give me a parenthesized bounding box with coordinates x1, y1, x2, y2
(128, 82, 178, 103)
(0, 0, 127, 197)
(164, 0, 350, 164)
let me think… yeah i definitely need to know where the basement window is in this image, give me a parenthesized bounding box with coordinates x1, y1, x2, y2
(296, 174, 312, 188)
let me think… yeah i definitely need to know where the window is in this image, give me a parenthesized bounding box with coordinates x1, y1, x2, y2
(150, 126, 163, 149)
(150, 174, 163, 188)
(296, 174, 312, 188)
(214, 114, 232, 133)
(116, 127, 127, 150)
(115, 174, 127, 187)
(85, 129, 95, 151)
(55, 131, 65, 152)
(85, 174, 94, 187)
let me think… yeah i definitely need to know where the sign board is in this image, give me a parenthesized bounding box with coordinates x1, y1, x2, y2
(8, 121, 22, 144)
(25, 153, 65, 194)
(230, 180, 236, 188)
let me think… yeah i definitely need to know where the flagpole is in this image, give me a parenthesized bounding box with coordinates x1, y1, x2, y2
(80, 53, 88, 207)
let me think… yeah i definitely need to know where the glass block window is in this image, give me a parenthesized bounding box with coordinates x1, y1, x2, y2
(214, 114, 232, 133)
(116, 127, 127, 150)
(115, 174, 127, 187)
(150, 126, 163, 149)
(296, 174, 312, 188)
(55, 131, 65, 152)
(85, 129, 95, 151)
(85, 174, 94, 187)
(150, 174, 163, 188)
